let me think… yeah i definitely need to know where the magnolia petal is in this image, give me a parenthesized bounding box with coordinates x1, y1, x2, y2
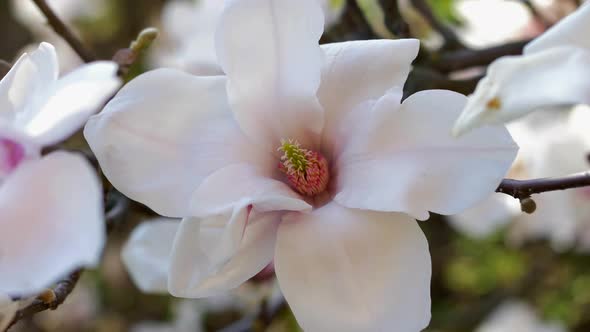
(275, 203, 431, 332)
(0, 152, 104, 295)
(335, 90, 517, 220)
(453, 46, 590, 136)
(169, 210, 279, 298)
(122, 218, 180, 294)
(0, 42, 58, 120)
(318, 39, 419, 156)
(190, 163, 311, 217)
(18, 61, 121, 145)
(0, 294, 18, 331)
(85, 69, 271, 217)
(524, 3, 590, 54)
(216, 0, 325, 150)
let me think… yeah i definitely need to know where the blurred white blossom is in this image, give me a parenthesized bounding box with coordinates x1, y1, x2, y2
(454, 0, 535, 48)
(508, 107, 590, 252)
(448, 193, 520, 239)
(453, 3, 590, 135)
(0, 42, 120, 295)
(10, 0, 105, 73)
(476, 301, 566, 332)
(150, 0, 344, 74)
(450, 107, 590, 252)
(86, 0, 517, 330)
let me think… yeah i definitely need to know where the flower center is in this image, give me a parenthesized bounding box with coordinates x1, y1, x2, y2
(278, 139, 329, 197)
(0, 138, 25, 178)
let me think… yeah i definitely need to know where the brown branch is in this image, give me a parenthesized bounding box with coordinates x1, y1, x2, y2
(497, 172, 590, 200)
(430, 39, 530, 73)
(410, 0, 464, 50)
(5, 270, 81, 330)
(31, 0, 96, 63)
(404, 67, 482, 97)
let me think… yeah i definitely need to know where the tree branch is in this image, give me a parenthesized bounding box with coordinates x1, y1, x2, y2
(430, 39, 530, 73)
(31, 0, 96, 63)
(5, 270, 81, 330)
(497, 172, 590, 200)
(409, 0, 464, 50)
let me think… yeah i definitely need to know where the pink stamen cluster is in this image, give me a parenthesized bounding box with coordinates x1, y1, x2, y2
(0, 138, 25, 176)
(278, 140, 329, 197)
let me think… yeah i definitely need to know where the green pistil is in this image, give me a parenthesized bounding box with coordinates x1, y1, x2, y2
(280, 140, 308, 173)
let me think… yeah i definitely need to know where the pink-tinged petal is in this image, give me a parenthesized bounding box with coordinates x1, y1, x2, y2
(216, 0, 325, 150)
(169, 210, 280, 298)
(0, 294, 18, 331)
(190, 163, 311, 217)
(275, 203, 431, 332)
(17, 61, 121, 145)
(0, 138, 26, 177)
(122, 218, 180, 294)
(335, 90, 518, 221)
(85, 69, 272, 218)
(0, 42, 58, 120)
(318, 39, 419, 156)
(524, 3, 590, 54)
(0, 152, 104, 295)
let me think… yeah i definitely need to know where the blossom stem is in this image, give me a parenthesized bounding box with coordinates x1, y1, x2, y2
(497, 172, 590, 200)
(30, 0, 96, 63)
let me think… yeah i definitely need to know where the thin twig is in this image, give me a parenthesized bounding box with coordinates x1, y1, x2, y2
(497, 172, 590, 200)
(429, 39, 530, 73)
(31, 0, 96, 63)
(6, 270, 82, 330)
(409, 0, 464, 50)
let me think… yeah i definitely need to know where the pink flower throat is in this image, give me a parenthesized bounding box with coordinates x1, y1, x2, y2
(278, 139, 329, 197)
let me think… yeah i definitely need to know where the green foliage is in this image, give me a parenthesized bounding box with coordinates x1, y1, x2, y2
(445, 231, 526, 296)
(427, 0, 463, 25)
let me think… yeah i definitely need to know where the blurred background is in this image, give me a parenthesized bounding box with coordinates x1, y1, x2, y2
(2, 0, 590, 331)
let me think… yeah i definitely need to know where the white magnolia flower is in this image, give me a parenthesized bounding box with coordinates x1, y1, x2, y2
(476, 301, 566, 332)
(150, 0, 344, 74)
(0, 42, 120, 295)
(453, 3, 590, 136)
(85, 0, 517, 330)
